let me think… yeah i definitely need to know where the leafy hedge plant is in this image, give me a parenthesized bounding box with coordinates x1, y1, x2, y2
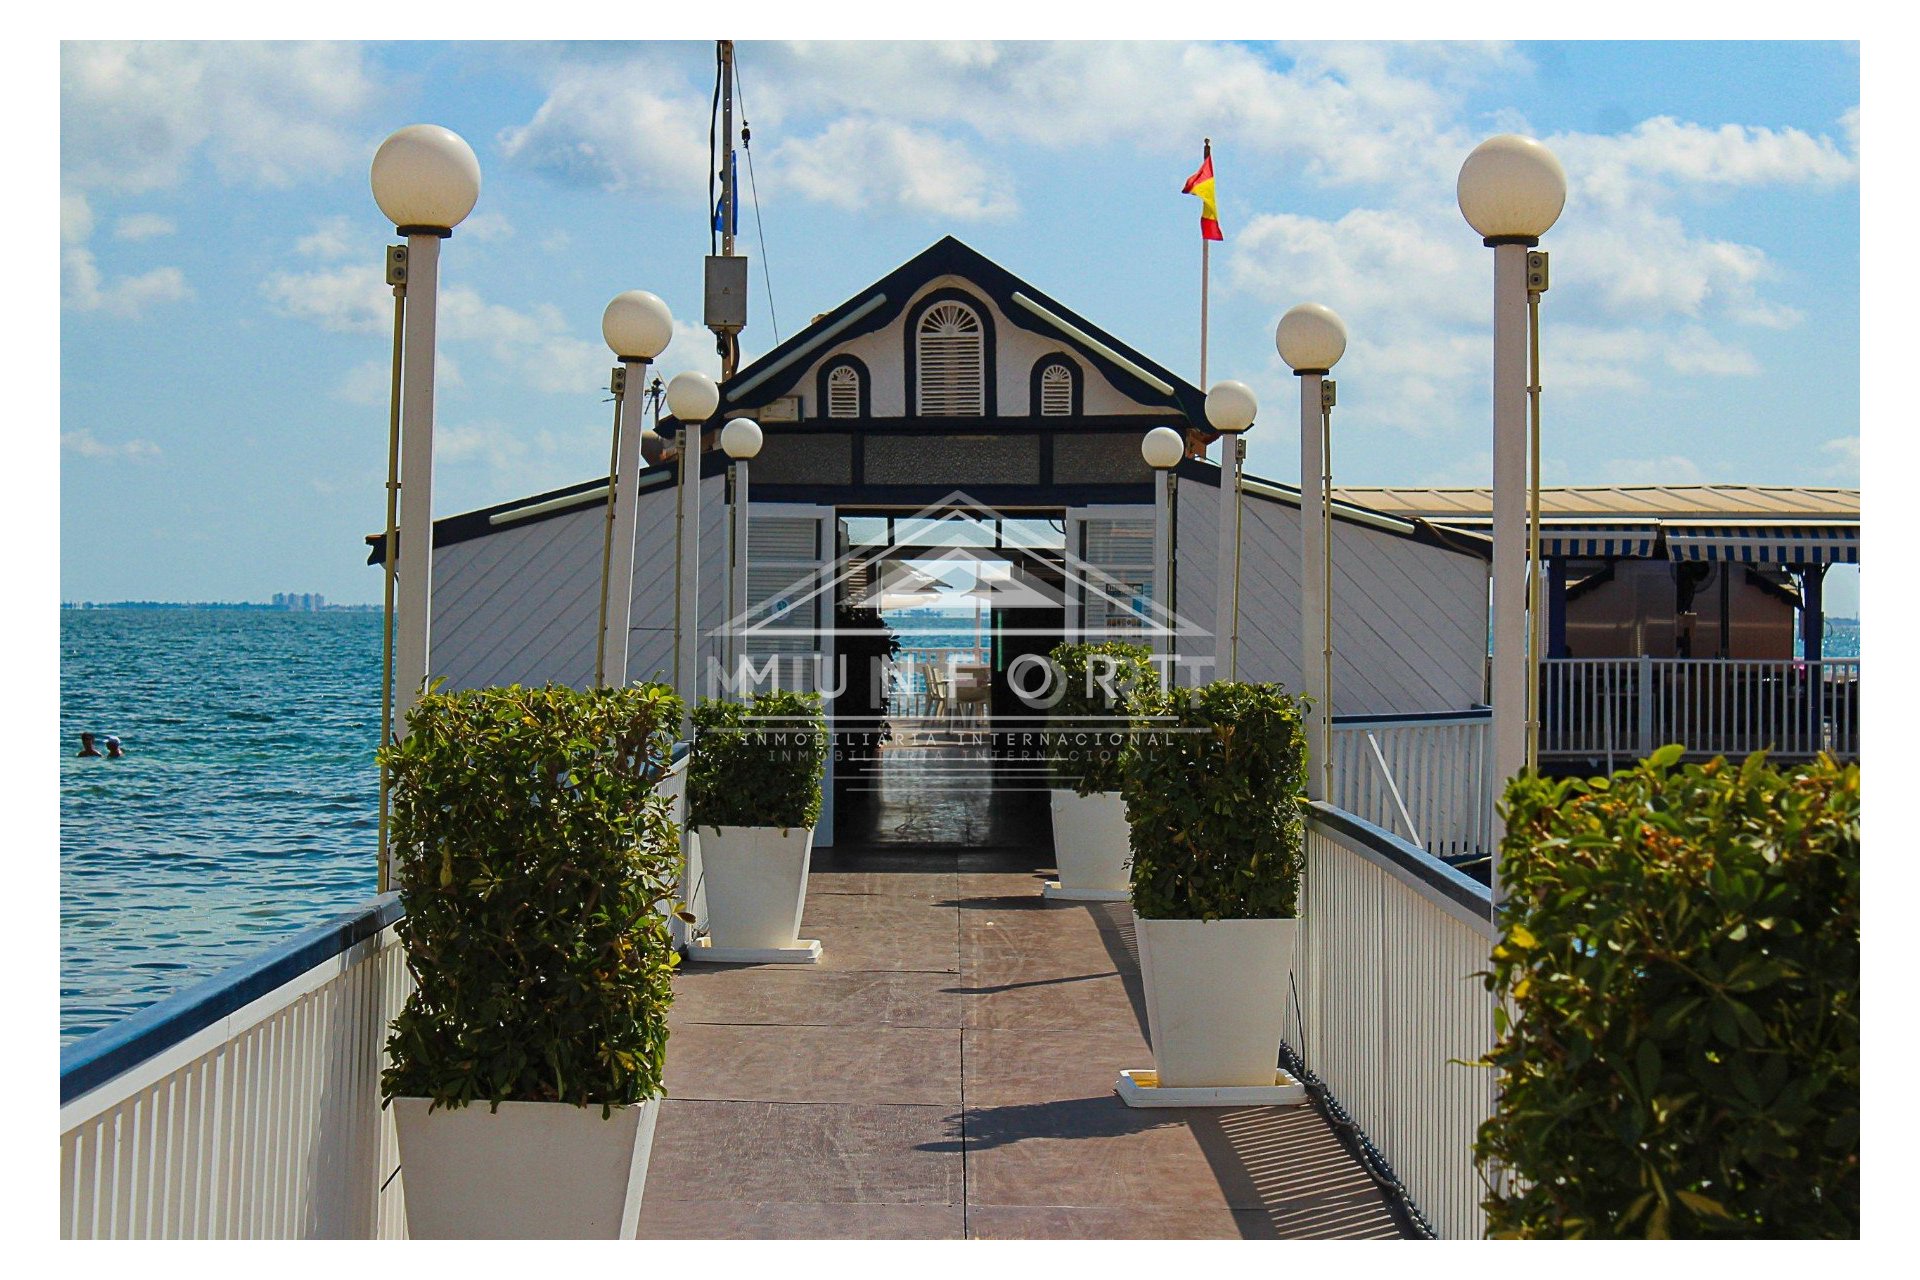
(379, 681, 683, 1115)
(687, 691, 828, 831)
(1121, 680, 1308, 920)
(1046, 640, 1162, 795)
(1477, 748, 1859, 1238)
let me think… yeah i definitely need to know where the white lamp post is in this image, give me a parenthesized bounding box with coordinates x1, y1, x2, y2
(371, 125, 481, 732)
(665, 371, 721, 718)
(721, 417, 764, 686)
(1276, 303, 1347, 802)
(369, 123, 479, 893)
(597, 291, 676, 689)
(1205, 380, 1257, 681)
(1142, 426, 1185, 681)
(1459, 134, 1566, 869)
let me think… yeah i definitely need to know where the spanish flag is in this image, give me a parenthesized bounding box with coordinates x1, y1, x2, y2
(1183, 144, 1223, 242)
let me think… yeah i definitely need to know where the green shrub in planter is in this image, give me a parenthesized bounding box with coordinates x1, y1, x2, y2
(379, 681, 684, 1115)
(1477, 748, 1859, 1238)
(687, 691, 828, 831)
(1120, 680, 1308, 920)
(1046, 640, 1161, 795)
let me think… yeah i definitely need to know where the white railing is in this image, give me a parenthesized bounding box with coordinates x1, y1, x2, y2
(59, 897, 412, 1239)
(62, 753, 693, 1239)
(1328, 713, 1494, 860)
(1294, 804, 1497, 1240)
(1541, 658, 1859, 764)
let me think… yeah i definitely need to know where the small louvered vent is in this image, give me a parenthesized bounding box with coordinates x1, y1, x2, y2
(916, 302, 985, 416)
(827, 365, 860, 419)
(1040, 362, 1073, 416)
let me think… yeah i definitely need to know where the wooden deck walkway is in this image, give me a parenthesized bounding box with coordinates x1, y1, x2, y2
(635, 854, 1407, 1239)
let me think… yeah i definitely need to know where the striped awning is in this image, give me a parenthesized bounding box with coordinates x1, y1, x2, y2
(1539, 523, 1659, 559)
(1665, 523, 1859, 566)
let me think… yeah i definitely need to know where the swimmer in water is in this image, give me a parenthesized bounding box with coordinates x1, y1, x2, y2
(77, 732, 101, 757)
(104, 736, 124, 759)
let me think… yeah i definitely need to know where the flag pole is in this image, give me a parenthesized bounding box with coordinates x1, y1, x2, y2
(1199, 137, 1211, 397)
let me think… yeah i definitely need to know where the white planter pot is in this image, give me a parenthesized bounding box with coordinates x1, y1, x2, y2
(392, 1095, 659, 1239)
(1049, 789, 1131, 894)
(697, 824, 814, 950)
(1133, 913, 1298, 1089)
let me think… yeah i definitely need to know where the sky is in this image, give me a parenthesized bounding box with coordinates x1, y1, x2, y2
(57, 39, 1861, 609)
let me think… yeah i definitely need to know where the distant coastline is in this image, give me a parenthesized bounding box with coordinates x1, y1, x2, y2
(62, 600, 378, 612)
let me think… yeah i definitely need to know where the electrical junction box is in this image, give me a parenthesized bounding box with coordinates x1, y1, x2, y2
(705, 255, 749, 333)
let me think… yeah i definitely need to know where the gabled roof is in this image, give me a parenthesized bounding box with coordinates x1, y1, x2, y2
(698, 235, 1210, 432)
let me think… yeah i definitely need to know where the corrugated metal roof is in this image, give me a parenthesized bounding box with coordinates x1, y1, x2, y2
(1331, 484, 1859, 521)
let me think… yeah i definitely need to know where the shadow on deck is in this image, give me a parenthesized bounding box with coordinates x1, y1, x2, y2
(638, 747, 1407, 1239)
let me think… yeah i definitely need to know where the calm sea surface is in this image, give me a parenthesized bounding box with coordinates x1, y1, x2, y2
(60, 610, 383, 1044)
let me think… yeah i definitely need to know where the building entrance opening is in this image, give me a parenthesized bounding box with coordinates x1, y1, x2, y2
(829, 507, 1067, 856)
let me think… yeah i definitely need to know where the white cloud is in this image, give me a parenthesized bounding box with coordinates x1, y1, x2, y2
(498, 42, 1521, 226)
(438, 287, 602, 395)
(1553, 117, 1856, 209)
(759, 40, 1511, 187)
(296, 215, 357, 260)
(1232, 207, 1481, 326)
(460, 210, 515, 242)
(61, 187, 190, 318)
(62, 193, 94, 245)
(1820, 435, 1860, 484)
(660, 320, 724, 383)
(333, 354, 464, 406)
(432, 420, 597, 502)
(1662, 326, 1760, 378)
(262, 262, 390, 334)
(1599, 454, 1706, 484)
(63, 429, 161, 461)
(113, 213, 176, 241)
(64, 249, 190, 318)
(771, 118, 1016, 220)
(61, 41, 381, 195)
(263, 257, 607, 396)
(497, 58, 710, 197)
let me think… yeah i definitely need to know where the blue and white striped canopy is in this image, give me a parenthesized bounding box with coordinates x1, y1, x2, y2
(1664, 524, 1859, 566)
(1539, 524, 1659, 559)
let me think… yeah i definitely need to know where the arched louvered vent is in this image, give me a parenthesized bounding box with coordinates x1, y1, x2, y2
(827, 364, 861, 419)
(916, 301, 985, 416)
(1039, 361, 1073, 416)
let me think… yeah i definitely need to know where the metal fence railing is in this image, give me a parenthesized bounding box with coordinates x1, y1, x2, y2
(1294, 803, 1497, 1240)
(1540, 657, 1859, 765)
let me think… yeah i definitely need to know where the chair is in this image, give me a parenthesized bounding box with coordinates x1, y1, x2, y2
(952, 663, 991, 725)
(924, 664, 952, 723)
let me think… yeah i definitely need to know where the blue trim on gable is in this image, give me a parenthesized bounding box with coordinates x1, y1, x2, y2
(61, 893, 405, 1106)
(718, 235, 1205, 427)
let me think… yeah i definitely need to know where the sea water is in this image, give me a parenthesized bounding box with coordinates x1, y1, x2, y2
(60, 610, 383, 1044)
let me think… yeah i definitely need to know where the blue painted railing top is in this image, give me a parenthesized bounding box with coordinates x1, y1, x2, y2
(60, 892, 404, 1107)
(1331, 706, 1491, 726)
(1308, 802, 1494, 929)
